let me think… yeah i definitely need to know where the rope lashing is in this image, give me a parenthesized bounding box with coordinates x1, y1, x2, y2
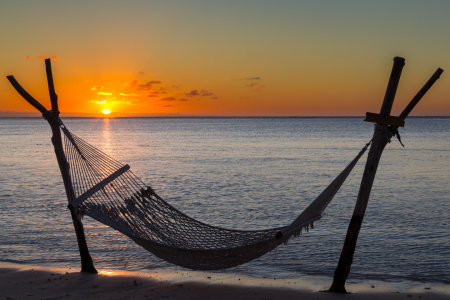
(387, 126, 405, 147)
(360, 134, 377, 152)
(374, 124, 405, 147)
(42, 110, 63, 126)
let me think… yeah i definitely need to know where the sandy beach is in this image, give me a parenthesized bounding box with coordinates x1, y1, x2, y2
(1, 263, 448, 300)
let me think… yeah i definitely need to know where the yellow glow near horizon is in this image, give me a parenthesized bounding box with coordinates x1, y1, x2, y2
(102, 109, 111, 114)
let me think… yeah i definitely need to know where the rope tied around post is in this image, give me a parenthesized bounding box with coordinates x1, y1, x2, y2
(387, 126, 404, 147)
(42, 110, 63, 126)
(374, 124, 405, 147)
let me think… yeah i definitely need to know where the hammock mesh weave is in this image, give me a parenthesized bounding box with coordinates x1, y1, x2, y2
(61, 127, 367, 270)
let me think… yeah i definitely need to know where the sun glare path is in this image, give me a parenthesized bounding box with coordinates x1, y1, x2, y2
(102, 109, 111, 114)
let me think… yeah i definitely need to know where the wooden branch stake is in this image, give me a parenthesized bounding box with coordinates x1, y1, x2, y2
(70, 165, 130, 208)
(328, 58, 443, 293)
(45, 59, 59, 114)
(6, 76, 48, 114)
(399, 68, 443, 119)
(6, 59, 97, 274)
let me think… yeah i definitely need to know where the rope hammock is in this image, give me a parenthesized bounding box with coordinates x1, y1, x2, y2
(59, 124, 369, 270)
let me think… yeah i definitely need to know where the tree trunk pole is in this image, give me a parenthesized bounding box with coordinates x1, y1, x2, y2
(328, 57, 405, 293)
(399, 68, 444, 119)
(47, 119, 97, 273)
(6, 60, 97, 273)
(44, 59, 97, 274)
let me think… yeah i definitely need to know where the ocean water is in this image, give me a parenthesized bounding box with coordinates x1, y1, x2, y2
(0, 117, 449, 286)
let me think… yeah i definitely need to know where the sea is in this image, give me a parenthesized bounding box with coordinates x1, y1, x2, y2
(0, 117, 449, 288)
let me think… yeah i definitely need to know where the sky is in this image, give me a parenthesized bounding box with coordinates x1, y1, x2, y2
(1, 0, 449, 117)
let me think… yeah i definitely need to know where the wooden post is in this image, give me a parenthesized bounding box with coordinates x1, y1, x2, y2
(6, 59, 97, 274)
(328, 57, 405, 293)
(327, 58, 443, 293)
(399, 68, 444, 119)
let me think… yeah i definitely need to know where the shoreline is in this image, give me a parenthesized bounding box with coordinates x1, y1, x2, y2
(1, 263, 448, 300)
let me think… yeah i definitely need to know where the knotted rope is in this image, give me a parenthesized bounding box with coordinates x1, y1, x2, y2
(42, 110, 64, 127)
(374, 124, 405, 147)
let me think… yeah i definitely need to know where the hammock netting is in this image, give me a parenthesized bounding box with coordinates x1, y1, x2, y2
(61, 126, 368, 270)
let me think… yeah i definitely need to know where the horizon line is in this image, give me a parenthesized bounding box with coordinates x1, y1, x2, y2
(1, 115, 449, 118)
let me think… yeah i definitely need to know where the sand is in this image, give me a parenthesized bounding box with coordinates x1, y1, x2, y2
(1, 263, 448, 300)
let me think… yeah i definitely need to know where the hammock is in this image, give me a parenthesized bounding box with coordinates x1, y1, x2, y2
(60, 125, 369, 270)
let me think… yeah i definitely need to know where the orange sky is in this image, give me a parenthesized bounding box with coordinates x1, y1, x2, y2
(1, 1, 449, 117)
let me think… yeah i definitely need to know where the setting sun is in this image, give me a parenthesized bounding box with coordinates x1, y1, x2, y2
(102, 109, 111, 114)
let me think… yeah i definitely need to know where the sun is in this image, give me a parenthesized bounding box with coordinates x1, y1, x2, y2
(102, 108, 111, 114)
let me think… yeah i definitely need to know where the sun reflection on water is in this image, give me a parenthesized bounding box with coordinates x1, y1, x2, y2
(101, 118, 112, 156)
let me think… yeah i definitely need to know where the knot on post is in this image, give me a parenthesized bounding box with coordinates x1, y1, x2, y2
(373, 124, 405, 147)
(387, 126, 405, 147)
(374, 124, 392, 143)
(42, 110, 63, 126)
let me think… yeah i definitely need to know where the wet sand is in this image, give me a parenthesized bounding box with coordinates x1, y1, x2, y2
(1, 263, 448, 300)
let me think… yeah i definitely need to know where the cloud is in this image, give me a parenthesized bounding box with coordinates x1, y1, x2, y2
(246, 82, 265, 91)
(138, 71, 145, 75)
(184, 90, 199, 97)
(172, 85, 181, 89)
(148, 73, 153, 77)
(212, 97, 219, 99)
(90, 95, 141, 105)
(123, 79, 140, 87)
(119, 92, 140, 96)
(147, 94, 159, 97)
(179, 89, 216, 97)
(161, 104, 173, 107)
(233, 77, 261, 81)
(197, 90, 214, 96)
(179, 98, 188, 101)
(25, 54, 61, 61)
(137, 80, 162, 90)
(161, 97, 176, 101)
(97, 92, 112, 96)
(111, 99, 134, 105)
(91, 86, 104, 91)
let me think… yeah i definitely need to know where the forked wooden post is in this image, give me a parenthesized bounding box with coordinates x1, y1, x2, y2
(6, 59, 97, 274)
(328, 58, 443, 293)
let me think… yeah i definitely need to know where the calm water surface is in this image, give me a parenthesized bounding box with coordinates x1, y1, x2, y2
(0, 117, 449, 286)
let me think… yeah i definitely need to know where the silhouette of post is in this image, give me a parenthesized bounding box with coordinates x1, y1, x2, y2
(7, 59, 97, 273)
(328, 58, 443, 293)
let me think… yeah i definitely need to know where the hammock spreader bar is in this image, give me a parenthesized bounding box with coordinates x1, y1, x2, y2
(69, 165, 130, 208)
